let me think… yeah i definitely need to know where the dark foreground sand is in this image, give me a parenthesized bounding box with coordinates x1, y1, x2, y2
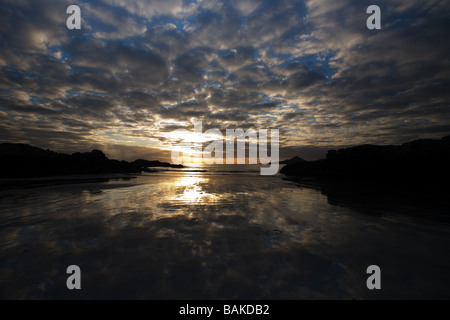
(1, 170, 450, 299)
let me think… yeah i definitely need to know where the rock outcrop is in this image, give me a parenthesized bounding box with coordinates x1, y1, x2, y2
(281, 136, 450, 183)
(0, 143, 183, 178)
(280, 156, 306, 165)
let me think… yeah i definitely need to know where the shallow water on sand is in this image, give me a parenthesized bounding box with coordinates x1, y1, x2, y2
(1, 170, 450, 299)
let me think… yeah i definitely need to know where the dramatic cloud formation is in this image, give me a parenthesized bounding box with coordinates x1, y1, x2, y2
(1, 0, 449, 161)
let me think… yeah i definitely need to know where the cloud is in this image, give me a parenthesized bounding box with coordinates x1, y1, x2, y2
(231, 0, 263, 16)
(101, 0, 184, 19)
(1, 0, 449, 160)
(85, 2, 148, 40)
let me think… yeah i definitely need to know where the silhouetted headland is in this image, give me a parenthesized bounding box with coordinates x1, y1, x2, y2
(0, 143, 183, 179)
(281, 136, 450, 183)
(280, 156, 306, 165)
(281, 136, 450, 220)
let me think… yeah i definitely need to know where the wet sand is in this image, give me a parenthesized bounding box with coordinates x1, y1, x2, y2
(1, 171, 450, 299)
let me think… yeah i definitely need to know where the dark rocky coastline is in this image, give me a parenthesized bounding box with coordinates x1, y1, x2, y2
(0, 143, 183, 178)
(280, 136, 450, 221)
(281, 136, 450, 183)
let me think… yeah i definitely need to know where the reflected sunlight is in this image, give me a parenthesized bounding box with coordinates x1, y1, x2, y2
(174, 175, 218, 204)
(175, 176, 206, 188)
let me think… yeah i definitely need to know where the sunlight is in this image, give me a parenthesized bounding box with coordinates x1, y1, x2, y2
(174, 175, 218, 204)
(175, 176, 206, 188)
(163, 121, 224, 165)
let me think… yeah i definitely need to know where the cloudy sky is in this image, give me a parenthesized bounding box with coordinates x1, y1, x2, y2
(1, 0, 449, 161)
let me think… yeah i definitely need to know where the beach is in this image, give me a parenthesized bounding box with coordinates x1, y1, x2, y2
(1, 167, 450, 299)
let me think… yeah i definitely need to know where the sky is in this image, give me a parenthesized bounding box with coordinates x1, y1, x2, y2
(0, 0, 449, 162)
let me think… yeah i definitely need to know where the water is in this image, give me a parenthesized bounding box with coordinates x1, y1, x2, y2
(1, 167, 450, 299)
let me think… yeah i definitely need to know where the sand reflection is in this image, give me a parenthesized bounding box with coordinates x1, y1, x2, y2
(2, 172, 450, 299)
(174, 175, 219, 205)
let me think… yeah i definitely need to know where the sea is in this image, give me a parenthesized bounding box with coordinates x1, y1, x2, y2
(1, 164, 450, 299)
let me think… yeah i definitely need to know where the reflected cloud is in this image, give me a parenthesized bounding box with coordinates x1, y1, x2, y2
(2, 172, 450, 299)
